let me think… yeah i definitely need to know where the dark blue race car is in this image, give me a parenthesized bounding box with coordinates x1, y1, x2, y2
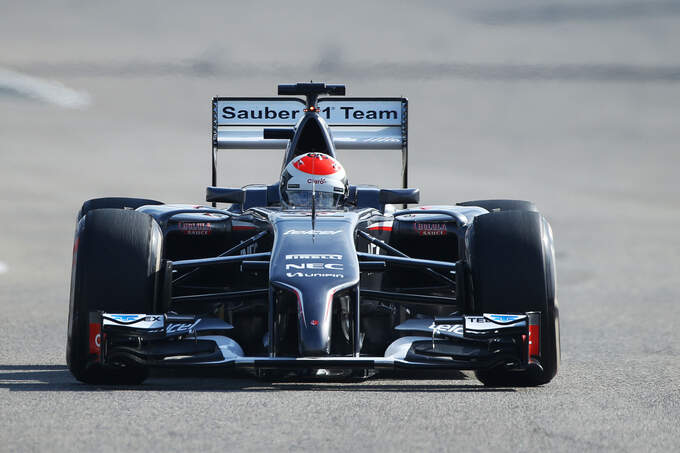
(67, 82, 560, 386)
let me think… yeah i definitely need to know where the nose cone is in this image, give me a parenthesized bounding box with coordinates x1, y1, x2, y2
(269, 213, 360, 356)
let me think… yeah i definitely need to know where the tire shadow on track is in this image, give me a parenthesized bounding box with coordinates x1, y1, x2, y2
(0, 365, 516, 393)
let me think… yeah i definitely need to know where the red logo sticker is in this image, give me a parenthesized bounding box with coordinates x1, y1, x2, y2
(415, 223, 447, 236)
(179, 222, 212, 236)
(89, 323, 101, 354)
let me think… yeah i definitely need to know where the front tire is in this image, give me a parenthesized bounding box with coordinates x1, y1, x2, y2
(67, 208, 163, 384)
(77, 197, 163, 221)
(467, 210, 560, 386)
(457, 199, 537, 213)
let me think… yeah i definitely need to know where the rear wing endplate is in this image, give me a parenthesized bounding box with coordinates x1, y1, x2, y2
(211, 97, 408, 189)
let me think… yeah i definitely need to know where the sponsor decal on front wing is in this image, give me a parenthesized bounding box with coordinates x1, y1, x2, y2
(428, 322, 464, 336)
(465, 314, 527, 331)
(106, 314, 146, 323)
(166, 320, 202, 334)
(484, 313, 526, 324)
(103, 314, 164, 330)
(102, 314, 204, 335)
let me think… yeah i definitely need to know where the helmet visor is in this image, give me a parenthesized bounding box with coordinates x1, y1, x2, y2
(286, 190, 343, 209)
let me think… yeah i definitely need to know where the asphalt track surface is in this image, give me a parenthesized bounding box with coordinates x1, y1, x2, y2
(1, 2, 679, 452)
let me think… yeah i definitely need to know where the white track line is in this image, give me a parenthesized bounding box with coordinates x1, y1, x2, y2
(0, 66, 91, 108)
(0, 261, 7, 274)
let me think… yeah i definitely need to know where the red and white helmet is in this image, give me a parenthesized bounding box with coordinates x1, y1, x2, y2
(280, 153, 348, 209)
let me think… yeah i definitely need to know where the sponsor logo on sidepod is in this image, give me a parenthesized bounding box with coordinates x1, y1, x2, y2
(415, 223, 447, 237)
(179, 222, 212, 236)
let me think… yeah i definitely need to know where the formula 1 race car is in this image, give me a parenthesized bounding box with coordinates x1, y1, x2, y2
(67, 82, 560, 386)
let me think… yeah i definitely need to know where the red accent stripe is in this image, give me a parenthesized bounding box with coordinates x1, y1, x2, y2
(232, 225, 257, 231)
(89, 323, 101, 354)
(294, 291, 305, 325)
(324, 290, 336, 322)
(368, 226, 392, 231)
(528, 324, 540, 358)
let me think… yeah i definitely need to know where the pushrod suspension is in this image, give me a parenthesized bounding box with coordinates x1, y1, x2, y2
(357, 230, 456, 287)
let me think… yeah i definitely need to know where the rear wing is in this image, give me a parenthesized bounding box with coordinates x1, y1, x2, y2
(211, 97, 408, 189)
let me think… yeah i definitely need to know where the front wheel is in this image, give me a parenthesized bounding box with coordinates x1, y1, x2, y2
(467, 210, 560, 386)
(67, 208, 163, 384)
(77, 197, 163, 221)
(457, 199, 537, 213)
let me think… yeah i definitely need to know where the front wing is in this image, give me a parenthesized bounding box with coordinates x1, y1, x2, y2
(89, 312, 543, 374)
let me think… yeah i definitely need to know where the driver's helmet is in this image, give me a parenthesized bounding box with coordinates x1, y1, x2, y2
(280, 153, 348, 209)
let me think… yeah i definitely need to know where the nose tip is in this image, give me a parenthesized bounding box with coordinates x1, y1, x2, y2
(298, 324, 331, 356)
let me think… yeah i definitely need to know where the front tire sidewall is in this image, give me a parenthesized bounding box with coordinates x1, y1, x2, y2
(67, 209, 163, 384)
(467, 210, 560, 386)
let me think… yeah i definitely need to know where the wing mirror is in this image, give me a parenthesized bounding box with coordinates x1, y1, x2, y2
(379, 188, 420, 205)
(206, 187, 245, 204)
